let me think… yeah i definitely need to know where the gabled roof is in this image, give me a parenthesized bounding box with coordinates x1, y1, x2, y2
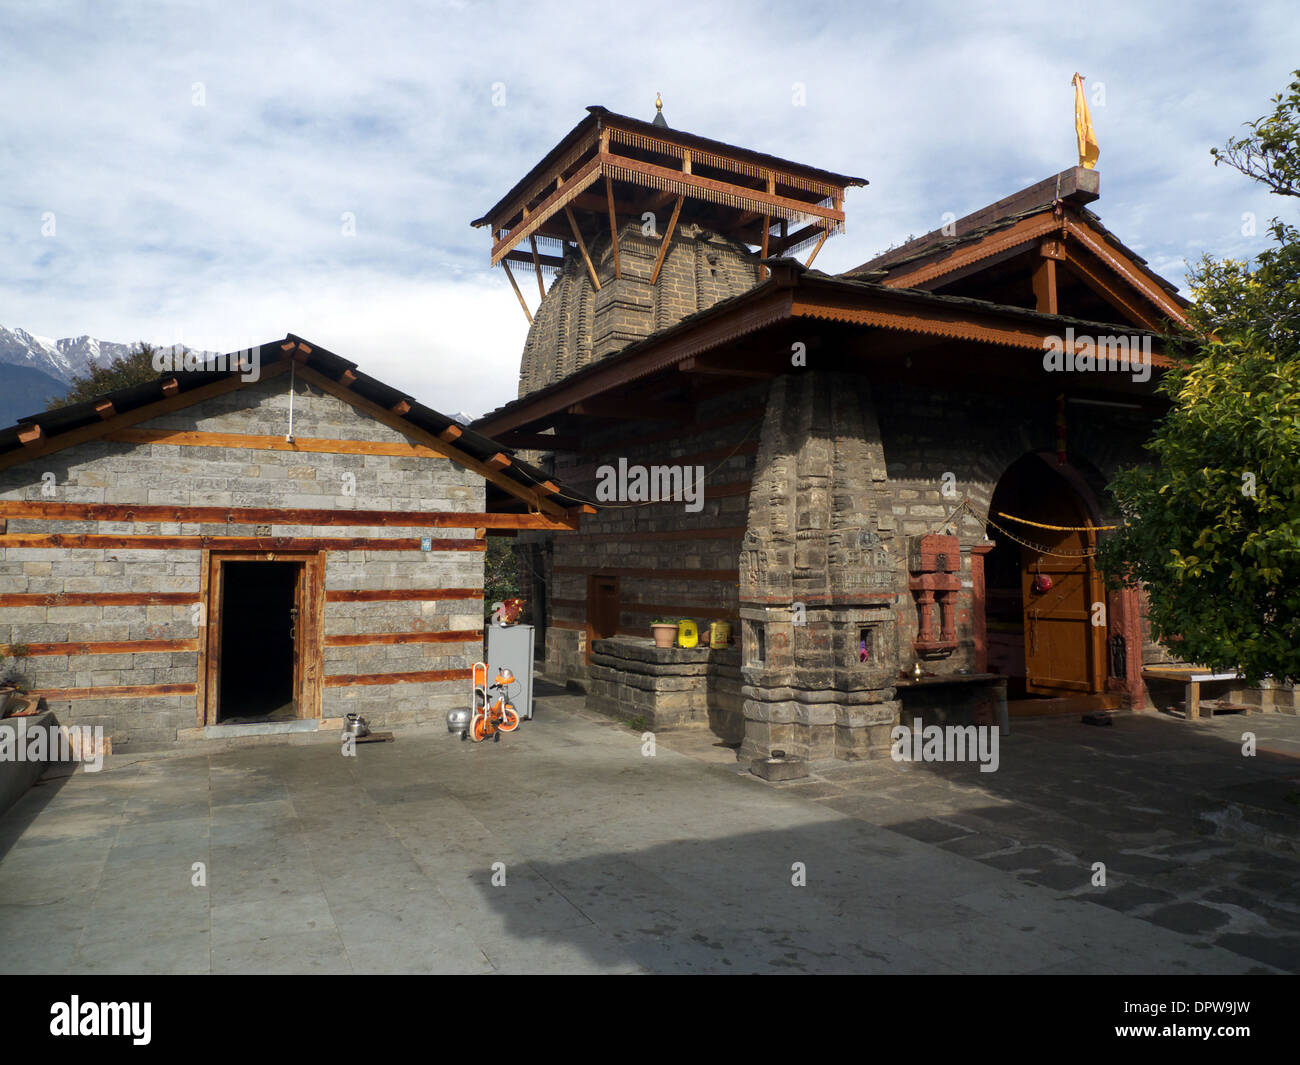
(842, 167, 1189, 333)
(0, 334, 590, 520)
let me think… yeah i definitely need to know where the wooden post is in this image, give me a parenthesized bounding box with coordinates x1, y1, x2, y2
(1032, 256, 1058, 315)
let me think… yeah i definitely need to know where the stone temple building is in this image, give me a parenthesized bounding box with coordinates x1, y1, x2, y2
(472, 101, 1231, 762)
(0, 337, 584, 748)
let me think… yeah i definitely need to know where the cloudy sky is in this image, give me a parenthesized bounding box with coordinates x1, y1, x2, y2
(2, 0, 1297, 417)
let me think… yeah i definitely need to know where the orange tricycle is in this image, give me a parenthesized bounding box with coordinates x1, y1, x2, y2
(466, 662, 521, 743)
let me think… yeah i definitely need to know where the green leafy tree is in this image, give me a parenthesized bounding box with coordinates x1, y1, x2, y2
(1099, 71, 1300, 684)
(47, 341, 162, 409)
(484, 536, 521, 621)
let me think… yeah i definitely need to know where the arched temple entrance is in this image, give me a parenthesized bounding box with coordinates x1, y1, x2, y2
(984, 453, 1109, 700)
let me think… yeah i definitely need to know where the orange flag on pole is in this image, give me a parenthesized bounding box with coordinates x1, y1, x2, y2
(1072, 72, 1099, 169)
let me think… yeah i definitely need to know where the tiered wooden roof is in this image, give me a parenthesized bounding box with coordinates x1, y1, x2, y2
(472, 105, 867, 304)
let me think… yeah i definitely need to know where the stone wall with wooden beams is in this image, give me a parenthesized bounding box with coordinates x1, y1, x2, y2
(0, 374, 491, 748)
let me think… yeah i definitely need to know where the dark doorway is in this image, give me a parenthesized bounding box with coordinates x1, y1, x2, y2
(218, 561, 300, 723)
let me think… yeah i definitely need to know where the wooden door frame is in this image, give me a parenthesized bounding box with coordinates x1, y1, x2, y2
(585, 574, 620, 665)
(197, 549, 325, 726)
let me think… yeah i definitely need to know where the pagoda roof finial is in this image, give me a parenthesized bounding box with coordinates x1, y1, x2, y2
(653, 92, 668, 128)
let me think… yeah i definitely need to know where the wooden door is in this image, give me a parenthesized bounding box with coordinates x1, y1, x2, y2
(586, 575, 620, 664)
(1022, 524, 1105, 695)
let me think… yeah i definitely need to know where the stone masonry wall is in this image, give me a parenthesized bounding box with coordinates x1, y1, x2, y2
(0, 373, 483, 749)
(543, 382, 766, 714)
(870, 377, 1154, 672)
(518, 220, 758, 397)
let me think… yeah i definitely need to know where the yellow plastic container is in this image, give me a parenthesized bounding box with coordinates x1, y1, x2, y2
(676, 619, 699, 648)
(709, 621, 731, 647)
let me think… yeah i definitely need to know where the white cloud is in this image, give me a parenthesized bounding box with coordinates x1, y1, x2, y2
(1, 0, 1297, 414)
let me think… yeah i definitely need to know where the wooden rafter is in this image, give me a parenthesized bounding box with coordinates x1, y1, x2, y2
(565, 205, 601, 289)
(1063, 248, 1163, 331)
(501, 260, 533, 323)
(805, 229, 829, 268)
(505, 249, 564, 270)
(650, 195, 684, 286)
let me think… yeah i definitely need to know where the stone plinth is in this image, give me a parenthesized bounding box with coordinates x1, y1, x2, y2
(586, 636, 743, 740)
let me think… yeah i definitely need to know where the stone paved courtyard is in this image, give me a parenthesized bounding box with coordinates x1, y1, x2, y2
(1, 685, 1296, 974)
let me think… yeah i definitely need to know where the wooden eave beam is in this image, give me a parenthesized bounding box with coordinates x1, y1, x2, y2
(790, 287, 1175, 367)
(880, 214, 1061, 289)
(505, 249, 565, 270)
(907, 240, 1040, 292)
(488, 152, 605, 264)
(0, 500, 577, 530)
(603, 152, 844, 227)
(475, 289, 795, 438)
(488, 151, 847, 267)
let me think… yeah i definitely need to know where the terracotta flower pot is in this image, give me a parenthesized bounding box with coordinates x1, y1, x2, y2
(651, 623, 677, 649)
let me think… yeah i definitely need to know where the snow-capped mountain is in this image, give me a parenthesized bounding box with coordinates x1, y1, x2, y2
(0, 324, 223, 428)
(0, 326, 141, 386)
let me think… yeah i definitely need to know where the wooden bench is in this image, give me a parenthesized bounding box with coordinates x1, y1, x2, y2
(1141, 666, 1245, 720)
